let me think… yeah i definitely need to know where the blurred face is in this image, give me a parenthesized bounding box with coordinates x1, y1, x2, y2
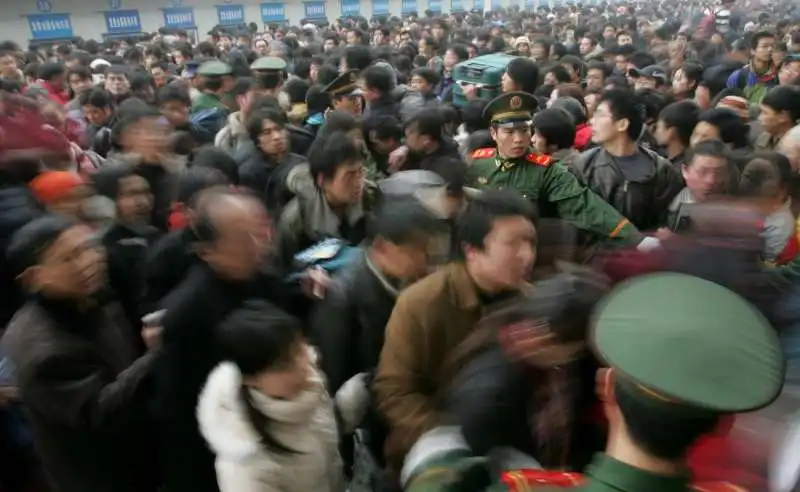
(82, 104, 113, 127)
(323, 39, 336, 52)
(517, 43, 531, 56)
(255, 40, 269, 55)
(410, 75, 432, 93)
(694, 85, 711, 109)
(246, 339, 312, 400)
(0, 55, 17, 78)
(672, 68, 690, 94)
(309, 63, 320, 83)
(321, 160, 365, 206)
(584, 93, 600, 118)
(682, 154, 728, 201)
(590, 101, 624, 144)
(172, 51, 185, 65)
(579, 37, 593, 55)
(119, 116, 170, 161)
(332, 94, 362, 115)
(543, 71, 558, 87)
(752, 35, 775, 63)
(151, 67, 167, 87)
(690, 121, 720, 147)
(200, 197, 271, 281)
(28, 225, 106, 299)
(444, 49, 460, 69)
(467, 45, 478, 58)
(105, 72, 130, 96)
(376, 233, 433, 281)
(780, 60, 800, 85)
(346, 31, 359, 45)
(634, 76, 657, 91)
(159, 100, 189, 128)
(432, 25, 445, 39)
(532, 130, 549, 153)
(68, 73, 92, 95)
(257, 119, 288, 155)
(654, 119, 674, 146)
(491, 123, 531, 158)
(116, 175, 152, 225)
(585, 68, 604, 90)
(603, 26, 616, 39)
(531, 43, 547, 60)
(614, 55, 628, 74)
(617, 34, 633, 45)
(464, 216, 536, 291)
(759, 105, 791, 135)
(710, 32, 724, 45)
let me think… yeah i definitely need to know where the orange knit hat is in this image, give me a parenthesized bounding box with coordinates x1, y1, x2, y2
(29, 171, 85, 205)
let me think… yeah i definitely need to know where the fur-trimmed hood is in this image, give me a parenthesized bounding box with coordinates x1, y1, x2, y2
(197, 361, 331, 462)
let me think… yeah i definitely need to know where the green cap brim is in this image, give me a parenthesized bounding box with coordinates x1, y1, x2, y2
(591, 273, 784, 413)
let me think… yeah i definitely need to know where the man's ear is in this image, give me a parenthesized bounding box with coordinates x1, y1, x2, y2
(17, 266, 40, 293)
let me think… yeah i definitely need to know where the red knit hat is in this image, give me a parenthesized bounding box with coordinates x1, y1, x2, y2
(0, 95, 71, 163)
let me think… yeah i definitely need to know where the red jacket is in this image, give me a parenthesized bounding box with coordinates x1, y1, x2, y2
(574, 123, 592, 151)
(37, 80, 70, 106)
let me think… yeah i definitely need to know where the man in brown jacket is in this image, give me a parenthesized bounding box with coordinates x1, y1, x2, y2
(374, 190, 537, 467)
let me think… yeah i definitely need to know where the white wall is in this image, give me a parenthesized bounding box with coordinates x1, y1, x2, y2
(2, 0, 513, 46)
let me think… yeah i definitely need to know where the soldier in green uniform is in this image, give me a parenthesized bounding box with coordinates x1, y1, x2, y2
(467, 91, 644, 246)
(323, 69, 364, 116)
(251, 56, 287, 97)
(401, 273, 784, 491)
(191, 60, 233, 113)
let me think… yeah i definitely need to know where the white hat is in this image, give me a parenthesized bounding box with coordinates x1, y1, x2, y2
(89, 59, 111, 70)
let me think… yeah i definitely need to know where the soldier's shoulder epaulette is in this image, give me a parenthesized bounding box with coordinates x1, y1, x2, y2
(500, 470, 585, 490)
(472, 148, 497, 159)
(691, 481, 750, 492)
(526, 152, 552, 167)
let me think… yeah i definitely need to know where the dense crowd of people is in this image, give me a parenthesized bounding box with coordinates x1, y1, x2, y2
(0, 0, 800, 491)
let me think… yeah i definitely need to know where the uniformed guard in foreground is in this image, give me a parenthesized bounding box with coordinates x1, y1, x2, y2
(191, 60, 233, 112)
(466, 91, 643, 246)
(402, 273, 784, 491)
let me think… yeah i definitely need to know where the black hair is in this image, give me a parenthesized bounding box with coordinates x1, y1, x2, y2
(38, 62, 64, 82)
(308, 131, 364, 183)
(454, 189, 535, 259)
(586, 60, 611, 78)
(628, 51, 657, 70)
(79, 87, 113, 109)
(7, 214, 77, 276)
(217, 299, 303, 455)
(462, 100, 490, 133)
(316, 64, 340, 86)
(156, 84, 191, 107)
(615, 378, 719, 461)
(230, 76, 257, 98)
(406, 110, 444, 143)
(66, 65, 91, 82)
(176, 166, 230, 206)
(545, 65, 571, 85)
(368, 197, 443, 244)
(750, 30, 775, 51)
(658, 100, 700, 147)
(685, 139, 730, 167)
(534, 107, 576, 151)
(411, 67, 442, 87)
(599, 88, 645, 141)
(91, 164, 136, 200)
(344, 44, 373, 71)
(506, 57, 540, 94)
(246, 108, 287, 144)
(191, 145, 240, 185)
(362, 64, 394, 94)
(761, 86, 800, 123)
(696, 108, 750, 149)
(425, 157, 467, 197)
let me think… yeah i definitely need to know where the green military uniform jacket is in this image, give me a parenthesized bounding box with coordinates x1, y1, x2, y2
(467, 148, 642, 245)
(191, 92, 225, 113)
(566, 454, 695, 492)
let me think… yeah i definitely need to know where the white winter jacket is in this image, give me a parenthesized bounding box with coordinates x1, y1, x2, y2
(197, 362, 345, 492)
